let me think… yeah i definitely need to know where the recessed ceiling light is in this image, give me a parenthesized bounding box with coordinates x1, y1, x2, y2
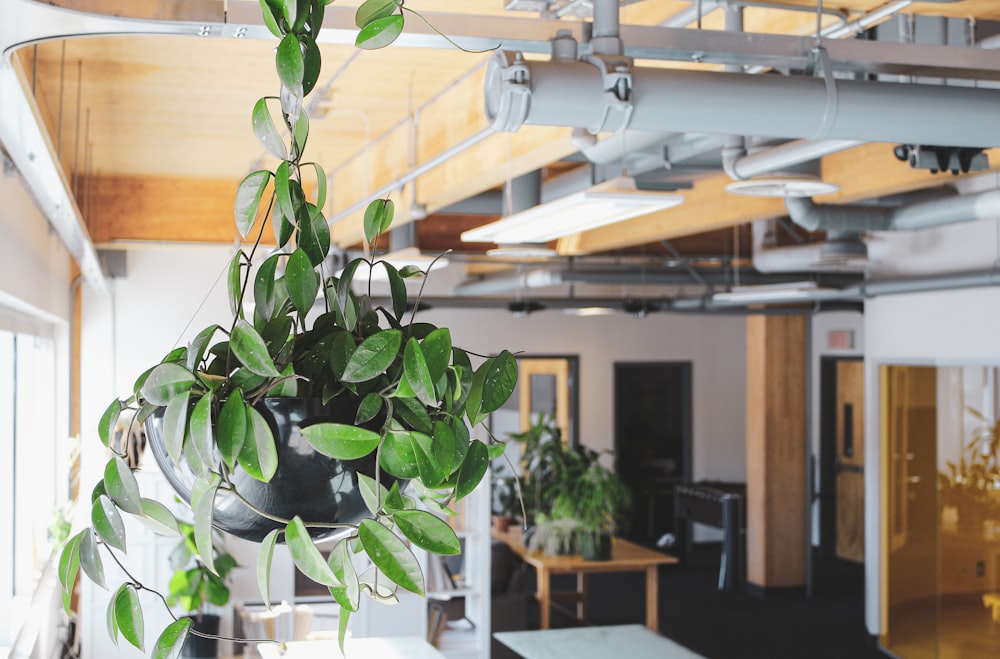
(725, 177, 841, 198)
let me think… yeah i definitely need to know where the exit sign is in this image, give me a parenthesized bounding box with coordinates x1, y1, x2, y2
(828, 329, 855, 350)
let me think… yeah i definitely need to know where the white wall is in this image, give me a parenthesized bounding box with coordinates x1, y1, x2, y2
(864, 286, 1000, 636)
(420, 307, 748, 482)
(0, 171, 71, 648)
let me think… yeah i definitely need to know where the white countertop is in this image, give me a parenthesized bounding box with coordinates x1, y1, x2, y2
(493, 624, 706, 659)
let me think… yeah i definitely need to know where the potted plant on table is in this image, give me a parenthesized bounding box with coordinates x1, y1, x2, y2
(166, 524, 238, 658)
(57, 1, 517, 656)
(552, 461, 632, 561)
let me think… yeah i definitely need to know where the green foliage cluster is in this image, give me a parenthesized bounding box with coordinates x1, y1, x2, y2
(167, 523, 238, 618)
(57, 1, 516, 657)
(512, 416, 631, 556)
(939, 407, 1000, 529)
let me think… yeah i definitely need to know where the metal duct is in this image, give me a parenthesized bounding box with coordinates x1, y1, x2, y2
(485, 54, 1000, 147)
(785, 189, 1000, 233)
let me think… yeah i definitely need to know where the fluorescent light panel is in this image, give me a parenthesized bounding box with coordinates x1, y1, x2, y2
(461, 177, 684, 244)
(712, 281, 820, 304)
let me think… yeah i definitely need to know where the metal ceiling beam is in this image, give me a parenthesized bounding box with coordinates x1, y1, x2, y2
(16, 0, 1000, 82)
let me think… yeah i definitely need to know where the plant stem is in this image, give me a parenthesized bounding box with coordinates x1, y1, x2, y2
(222, 484, 359, 530)
(99, 540, 280, 648)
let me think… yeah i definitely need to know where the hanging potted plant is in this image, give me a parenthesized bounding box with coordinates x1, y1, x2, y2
(57, 1, 517, 656)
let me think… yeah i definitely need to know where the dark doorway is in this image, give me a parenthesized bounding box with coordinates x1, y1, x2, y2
(614, 362, 692, 546)
(815, 355, 866, 598)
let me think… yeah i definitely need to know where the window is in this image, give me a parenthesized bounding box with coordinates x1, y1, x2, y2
(0, 328, 61, 647)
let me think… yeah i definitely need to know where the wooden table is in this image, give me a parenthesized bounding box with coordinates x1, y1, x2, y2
(492, 527, 678, 632)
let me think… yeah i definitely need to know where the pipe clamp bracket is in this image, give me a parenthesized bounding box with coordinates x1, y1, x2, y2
(485, 50, 532, 132)
(582, 54, 634, 134)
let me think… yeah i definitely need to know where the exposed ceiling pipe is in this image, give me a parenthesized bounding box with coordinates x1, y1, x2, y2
(486, 54, 1000, 147)
(723, 139, 861, 181)
(749, 220, 888, 274)
(785, 188, 1000, 233)
(454, 265, 857, 296)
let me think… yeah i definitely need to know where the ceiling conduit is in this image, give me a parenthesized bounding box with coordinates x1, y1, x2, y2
(785, 188, 1000, 233)
(487, 0, 1000, 148)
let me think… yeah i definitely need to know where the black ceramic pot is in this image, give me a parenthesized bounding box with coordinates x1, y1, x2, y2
(181, 613, 219, 658)
(581, 531, 612, 561)
(146, 397, 385, 542)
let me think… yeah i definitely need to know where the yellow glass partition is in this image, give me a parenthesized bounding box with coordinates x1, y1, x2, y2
(882, 365, 1000, 658)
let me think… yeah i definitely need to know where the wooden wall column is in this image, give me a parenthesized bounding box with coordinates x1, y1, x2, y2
(745, 314, 808, 592)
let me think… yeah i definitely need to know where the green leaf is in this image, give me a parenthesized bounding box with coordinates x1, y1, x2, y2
(135, 498, 181, 537)
(274, 160, 293, 223)
(393, 509, 461, 555)
(342, 329, 402, 383)
(257, 529, 280, 609)
(456, 439, 489, 501)
(358, 519, 423, 595)
(79, 529, 106, 590)
(140, 363, 196, 407)
(301, 423, 380, 460)
(218, 391, 248, 471)
(103, 456, 142, 515)
(276, 32, 304, 91)
(162, 390, 190, 467)
(358, 472, 389, 515)
(92, 495, 126, 552)
(286, 516, 340, 586)
(228, 250, 244, 318)
(185, 324, 221, 372)
(114, 583, 144, 651)
(98, 399, 122, 448)
(355, 0, 397, 27)
(338, 607, 351, 652)
(464, 359, 488, 426)
(58, 530, 84, 610)
(296, 203, 330, 266)
(189, 392, 216, 471)
(379, 261, 407, 321)
(231, 319, 282, 377)
(356, 14, 405, 50)
(293, 102, 310, 155)
(252, 97, 286, 160)
(191, 474, 221, 575)
(301, 34, 322, 96)
(305, 163, 327, 210)
(421, 328, 452, 385)
(328, 540, 360, 612)
(362, 199, 394, 244)
(254, 254, 282, 321)
(234, 170, 272, 239)
(285, 248, 319, 320)
(403, 338, 436, 406)
(107, 585, 121, 646)
(481, 350, 518, 414)
(409, 431, 446, 487)
(380, 431, 419, 479)
(257, 0, 283, 37)
(241, 406, 279, 482)
(356, 393, 383, 425)
(487, 442, 507, 461)
(153, 618, 192, 659)
(431, 421, 457, 476)
(393, 396, 433, 434)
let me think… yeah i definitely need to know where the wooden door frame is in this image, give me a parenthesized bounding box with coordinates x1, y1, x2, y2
(516, 354, 580, 447)
(819, 355, 864, 558)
